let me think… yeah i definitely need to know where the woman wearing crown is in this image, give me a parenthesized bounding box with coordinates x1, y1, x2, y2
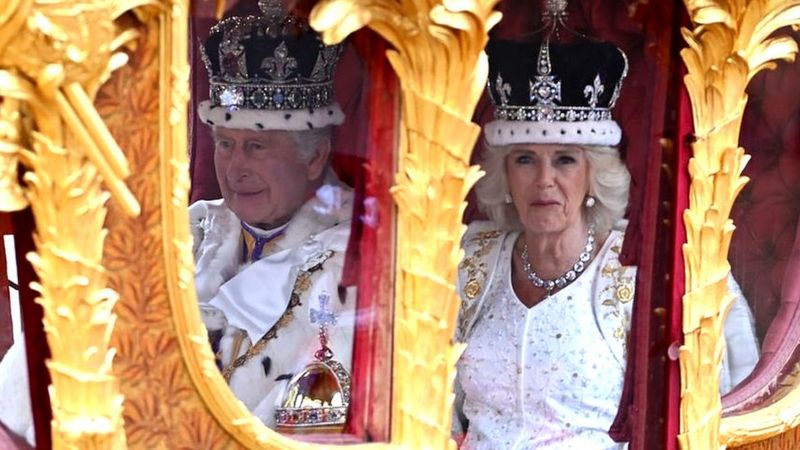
(451, 16, 760, 449)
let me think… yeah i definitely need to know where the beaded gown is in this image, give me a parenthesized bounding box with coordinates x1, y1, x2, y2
(454, 222, 759, 449)
(457, 227, 632, 449)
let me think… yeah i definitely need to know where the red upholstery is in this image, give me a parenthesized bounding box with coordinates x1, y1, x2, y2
(721, 45, 800, 412)
(729, 54, 800, 346)
(773, 222, 800, 356)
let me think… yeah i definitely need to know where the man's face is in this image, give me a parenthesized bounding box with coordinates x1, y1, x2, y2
(213, 127, 324, 228)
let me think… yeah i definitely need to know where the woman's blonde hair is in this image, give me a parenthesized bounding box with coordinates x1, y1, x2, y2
(474, 142, 631, 235)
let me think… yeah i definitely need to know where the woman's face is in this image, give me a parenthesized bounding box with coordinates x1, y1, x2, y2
(213, 127, 324, 228)
(505, 144, 590, 235)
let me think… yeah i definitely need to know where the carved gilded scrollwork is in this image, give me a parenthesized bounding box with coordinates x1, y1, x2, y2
(98, 15, 237, 449)
(310, 0, 500, 447)
(679, 1, 800, 449)
(0, 0, 150, 447)
(0, 95, 28, 210)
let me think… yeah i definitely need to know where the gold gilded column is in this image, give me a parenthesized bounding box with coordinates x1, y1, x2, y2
(311, 1, 501, 448)
(679, 1, 800, 449)
(0, 1, 145, 448)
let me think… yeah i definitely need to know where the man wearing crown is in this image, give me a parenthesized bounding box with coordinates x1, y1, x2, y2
(189, 3, 355, 430)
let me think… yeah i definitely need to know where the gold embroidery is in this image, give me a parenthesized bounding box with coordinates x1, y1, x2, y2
(294, 271, 313, 292)
(227, 331, 247, 369)
(600, 242, 635, 307)
(221, 252, 334, 382)
(599, 235, 634, 343)
(616, 283, 633, 303)
(459, 230, 502, 300)
(464, 279, 482, 299)
(275, 309, 295, 329)
(456, 230, 503, 341)
(614, 313, 631, 356)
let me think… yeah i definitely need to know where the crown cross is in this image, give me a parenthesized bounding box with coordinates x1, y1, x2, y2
(529, 39, 561, 106)
(310, 292, 337, 328)
(584, 74, 605, 107)
(258, 0, 291, 37)
(261, 42, 298, 81)
(310, 292, 337, 361)
(530, 76, 561, 106)
(219, 36, 247, 80)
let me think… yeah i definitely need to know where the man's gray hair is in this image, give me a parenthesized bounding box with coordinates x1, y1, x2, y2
(474, 143, 631, 235)
(291, 126, 333, 164)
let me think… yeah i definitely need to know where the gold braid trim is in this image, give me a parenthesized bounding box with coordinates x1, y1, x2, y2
(221, 251, 334, 382)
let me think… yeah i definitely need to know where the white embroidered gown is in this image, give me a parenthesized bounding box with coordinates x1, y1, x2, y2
(457, 229, 632, 450)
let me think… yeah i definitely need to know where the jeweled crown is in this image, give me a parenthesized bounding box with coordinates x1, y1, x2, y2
(200, 0, 343, 112)
(483, 0, 629, 147)
(487, 39, 628, 124)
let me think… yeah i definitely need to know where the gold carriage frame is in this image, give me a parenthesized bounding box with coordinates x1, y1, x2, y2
(1, 0, 800, 449)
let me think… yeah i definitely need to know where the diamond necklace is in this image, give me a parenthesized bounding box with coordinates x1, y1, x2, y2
(520, 225, 596, 296)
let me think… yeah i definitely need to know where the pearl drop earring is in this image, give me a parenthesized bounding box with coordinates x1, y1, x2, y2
(505, 193, 513, 204)
(585, 196, 596, 208)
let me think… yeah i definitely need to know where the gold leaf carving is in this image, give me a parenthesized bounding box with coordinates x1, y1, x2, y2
(23, 128, 127, 449)
(0, 1, 154, 445)
(679, 1, 800, 449)
(0, 97, 29, 210)
(99, 16, 235, 450)
(311, 0, 499, 447)
(174, 409, 231, 450)
(724, 363, 800, 448)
